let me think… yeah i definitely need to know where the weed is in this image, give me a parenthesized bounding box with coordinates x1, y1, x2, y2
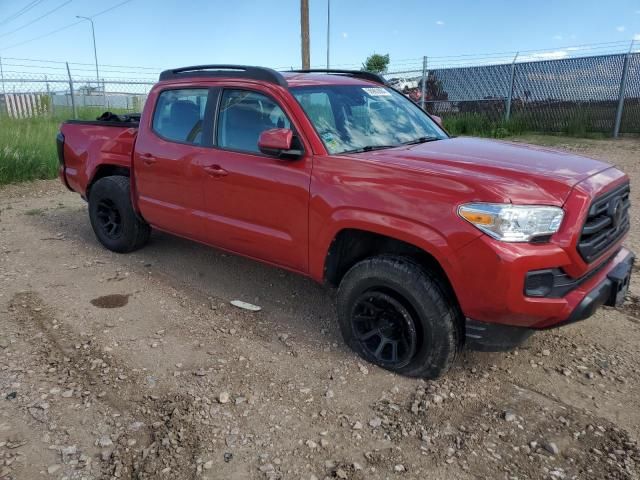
(442, 111, 611, 139)
(24, 208, 45, 216)
(0, 107, 131, 185)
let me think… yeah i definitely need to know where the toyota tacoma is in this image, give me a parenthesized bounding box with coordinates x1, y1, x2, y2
(57, 65, 634, 378)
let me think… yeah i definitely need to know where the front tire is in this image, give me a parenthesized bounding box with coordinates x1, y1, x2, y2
(88, 175, 150, 253)
(337, 256, 460, 378)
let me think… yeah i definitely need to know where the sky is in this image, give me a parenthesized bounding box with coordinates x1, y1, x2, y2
(0, 0, 639, 79)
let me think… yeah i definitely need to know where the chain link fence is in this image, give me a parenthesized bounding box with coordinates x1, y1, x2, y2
(1, 50, 639, 136)
(0, 68, 153, 120)
(385, 51, 640, 136)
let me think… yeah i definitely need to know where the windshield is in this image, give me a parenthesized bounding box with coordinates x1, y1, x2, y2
(291, 85, 447, 154)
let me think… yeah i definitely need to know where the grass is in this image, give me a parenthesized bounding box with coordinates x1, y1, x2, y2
(0, 115, 60, 185)
(442, 111, 611, 139)
(0, 107, 131, 186)
(24, 208, 45, 216)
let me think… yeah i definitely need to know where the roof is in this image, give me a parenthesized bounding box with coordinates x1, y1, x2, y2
(157, 65, 384, 88)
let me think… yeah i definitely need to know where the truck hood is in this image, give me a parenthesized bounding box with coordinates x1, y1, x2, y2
(354, 137, 613, 205)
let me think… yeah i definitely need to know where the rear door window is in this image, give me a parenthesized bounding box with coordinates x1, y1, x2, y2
(152, 89, 209, 144)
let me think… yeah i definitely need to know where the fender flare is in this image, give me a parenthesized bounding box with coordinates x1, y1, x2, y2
(310, 208, 465, 291)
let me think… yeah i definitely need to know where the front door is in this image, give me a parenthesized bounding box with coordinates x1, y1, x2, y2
(196, 87, 312, 272)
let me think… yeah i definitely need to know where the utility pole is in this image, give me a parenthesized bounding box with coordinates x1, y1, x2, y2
(300, 0, 310, 69)
(326, 0, 330, 69)
(76, 16, 100, 89)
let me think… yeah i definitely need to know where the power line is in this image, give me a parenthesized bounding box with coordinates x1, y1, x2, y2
(1, 0, 133, 51)
(1, 63, 159, 77)
(86, 0, 133, 20)
(2, 35, 634, 75)
(0, 0, 46, 27)
(0, 0, 73, 39)
(1, 19, 84, 50)
(2, 55, 163, 70)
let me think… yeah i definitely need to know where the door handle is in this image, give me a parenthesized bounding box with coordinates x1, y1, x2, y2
(141, 153, 157, 166)
(204, 164, 228, 178)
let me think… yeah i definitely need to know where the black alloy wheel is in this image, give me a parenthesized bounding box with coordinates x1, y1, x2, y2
(351, 290, 418, 368)
(95, 198, 123, 239)
(336, 255, 460, 378)
(88, 175, 150, 253)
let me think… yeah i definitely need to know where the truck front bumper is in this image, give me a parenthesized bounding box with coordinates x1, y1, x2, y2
(464, 248, 634, 351)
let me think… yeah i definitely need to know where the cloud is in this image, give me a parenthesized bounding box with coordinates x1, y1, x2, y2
(521, 50, 569, 62)
(341, 32, 348, 38)
(634, 33, 640, 41)
(435, 20, 444, 25)
(616, 26, 626, 32)
(553, 34, 563, 40)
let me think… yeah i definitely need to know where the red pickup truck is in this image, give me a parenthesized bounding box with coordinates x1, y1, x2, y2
(57, 65, 634, 378)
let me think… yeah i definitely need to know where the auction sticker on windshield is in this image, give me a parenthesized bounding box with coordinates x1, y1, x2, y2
(362, 87, 391, 96)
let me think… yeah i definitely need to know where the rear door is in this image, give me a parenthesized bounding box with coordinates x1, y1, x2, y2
(134, 87, 216, 239)
(195, 85, 312, 272)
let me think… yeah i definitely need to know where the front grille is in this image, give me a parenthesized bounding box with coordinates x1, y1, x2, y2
(577, 182, 630, 263)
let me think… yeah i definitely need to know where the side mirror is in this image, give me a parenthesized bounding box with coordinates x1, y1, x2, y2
(431, 115, 443, 127)
(258, 128, 302, 158)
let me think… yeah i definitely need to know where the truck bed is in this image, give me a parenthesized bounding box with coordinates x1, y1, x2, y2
(59, 114, 139, 196)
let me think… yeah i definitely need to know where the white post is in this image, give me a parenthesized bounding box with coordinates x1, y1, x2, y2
(505, 52, 519, 122)
(0, 56, 5, 118)
(613, 40, 634, 138)
(66, 62, 77, 119)
(420, 56, 428, 110)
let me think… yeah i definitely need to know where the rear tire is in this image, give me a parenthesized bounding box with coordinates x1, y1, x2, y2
(88, 175, 150, 253)
(337, 255, 460, 379)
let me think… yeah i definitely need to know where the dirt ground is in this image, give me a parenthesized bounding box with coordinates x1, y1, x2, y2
(1, 136, 640, 480)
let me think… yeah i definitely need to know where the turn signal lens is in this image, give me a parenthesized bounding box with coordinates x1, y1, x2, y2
(458, 210, 494, 226)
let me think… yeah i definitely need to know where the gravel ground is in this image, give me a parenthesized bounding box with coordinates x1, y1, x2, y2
(0, 136, 639, 480)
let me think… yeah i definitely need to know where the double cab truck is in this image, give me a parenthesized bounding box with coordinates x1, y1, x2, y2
(57, 65, 634, 378)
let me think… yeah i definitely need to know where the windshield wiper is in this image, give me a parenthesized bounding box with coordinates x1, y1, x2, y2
(341, 144, 398, 154)
(341, 136, 440, 154)
(401, 136, 440, 145)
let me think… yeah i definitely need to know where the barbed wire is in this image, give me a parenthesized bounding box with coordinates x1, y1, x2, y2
(3, 38, 637, 79)
(0, 39, 637, 95)
(386, 40, 637, 74)
(2, 56, 163, 71)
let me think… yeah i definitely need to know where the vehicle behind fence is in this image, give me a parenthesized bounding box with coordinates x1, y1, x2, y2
(385, 51, 640, 136)
(1, 49, 639, 136)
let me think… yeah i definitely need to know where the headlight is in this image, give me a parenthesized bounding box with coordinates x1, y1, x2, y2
(458, 203, 564, 242)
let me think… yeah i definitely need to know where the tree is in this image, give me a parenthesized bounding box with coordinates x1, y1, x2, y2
(362, 53, 390, 74)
